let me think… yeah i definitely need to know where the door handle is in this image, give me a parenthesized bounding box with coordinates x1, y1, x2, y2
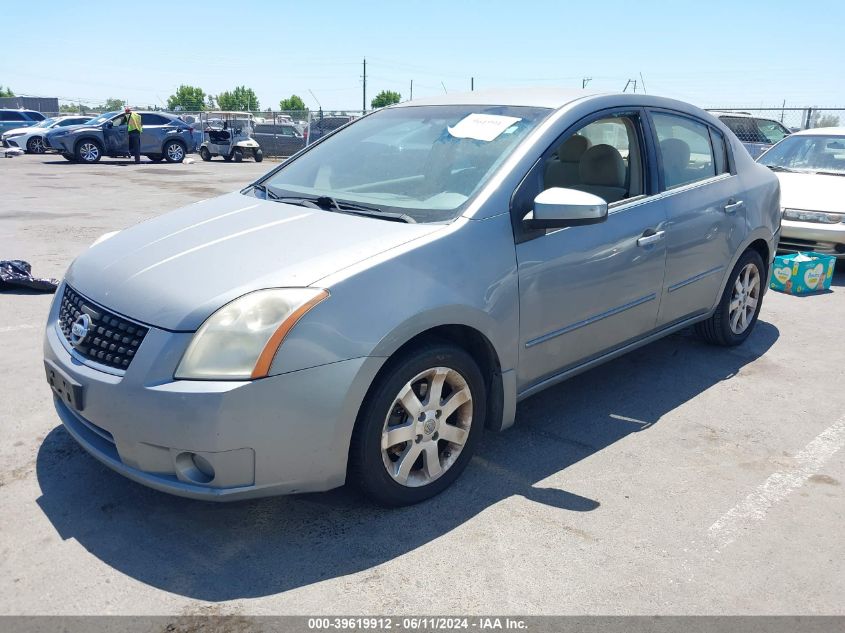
(724, 199, 744, 214)
(637, 229, 665, 247)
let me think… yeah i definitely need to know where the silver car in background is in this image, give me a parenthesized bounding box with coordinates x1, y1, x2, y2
(44, 89, 780, 506)
(1, 115, 93, 153)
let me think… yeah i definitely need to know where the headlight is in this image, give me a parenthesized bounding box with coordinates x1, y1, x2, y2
(4, 132, 24, 139)
(782, 208, 844, 224)
(175, 288, 329, 380)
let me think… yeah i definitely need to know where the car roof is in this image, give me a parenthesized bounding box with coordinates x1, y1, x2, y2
(790, 126, 845, 136)
(708, 110, 757, 118)
(391, 88, 718, 118)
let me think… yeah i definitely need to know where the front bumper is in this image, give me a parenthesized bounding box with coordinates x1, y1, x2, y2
(43, 286, 380, 501)
(779, 218, 845, 258)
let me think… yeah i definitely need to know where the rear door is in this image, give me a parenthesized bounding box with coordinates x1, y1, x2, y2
(513, 108, 669, 390)
(139, 113, 170, 153)
(647, 110, 746, 326)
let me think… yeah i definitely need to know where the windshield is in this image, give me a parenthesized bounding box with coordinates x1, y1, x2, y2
(721, 116, 790, 144)
(260, 105, 551, 222)
(759, 134, 845, 174)
(31, 117, 58, 128)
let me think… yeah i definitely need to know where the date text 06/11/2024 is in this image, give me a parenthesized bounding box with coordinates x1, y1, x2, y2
(306, 617, 528, 630)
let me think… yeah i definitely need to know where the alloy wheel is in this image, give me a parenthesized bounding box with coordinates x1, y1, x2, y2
(28, 136, 45, 153)
(380, 366, 473, 487)
(79, 142, 99, 162)
(728, 263, 760, 334)
(166, 143, 184, 161)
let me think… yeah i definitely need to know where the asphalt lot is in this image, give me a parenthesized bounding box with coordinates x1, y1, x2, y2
(1, 153, 843, 616)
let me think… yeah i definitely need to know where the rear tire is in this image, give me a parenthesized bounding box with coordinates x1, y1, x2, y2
(695, 249, 765, 346)
(27, 136, 46, 154)
(253, 148, 263, 162)
(75, 139, 102, 163)
(222, 153, 233, 162)
(233, 148, 244, 162)
(61, 153, 76, 162)
(349, 342, 486, 506)
(199, 147, 211, 161)
(163, 141, 185, 163)
(146, 154, 163, 162)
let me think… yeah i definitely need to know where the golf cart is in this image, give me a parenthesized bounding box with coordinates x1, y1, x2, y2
(199, 111, 263, 162)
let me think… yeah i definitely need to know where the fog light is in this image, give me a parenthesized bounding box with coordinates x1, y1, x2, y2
(174, 451, 216, 484)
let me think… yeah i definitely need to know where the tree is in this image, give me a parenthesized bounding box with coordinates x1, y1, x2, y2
(167, 85, 206, 111)
(216, 86, 259, 111)
(60, 103, 90, 113)
(279, 94, 308, 118)
(371, 90, 401, 109)
(0, 85, 14, 97)
(814, 114, 840, 128)
(99, 97, 125, 111)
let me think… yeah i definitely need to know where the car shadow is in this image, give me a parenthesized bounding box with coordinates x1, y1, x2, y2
(35, 321, 779, 601)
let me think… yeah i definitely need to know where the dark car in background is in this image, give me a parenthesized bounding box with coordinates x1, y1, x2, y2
(710, 111, 791, 159)
(0, 109, 46, 134)
(44, 111, 196, 163)
(306, 115, 355, 143)
(252, 121, 306, 157)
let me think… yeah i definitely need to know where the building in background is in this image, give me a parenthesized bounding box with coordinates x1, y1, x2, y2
(0, 96, 59, 113)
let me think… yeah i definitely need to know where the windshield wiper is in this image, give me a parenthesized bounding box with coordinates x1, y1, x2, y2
(813, 170, 845, 177)
(273, 195, 415, 223)
(765, 165, 797, 173)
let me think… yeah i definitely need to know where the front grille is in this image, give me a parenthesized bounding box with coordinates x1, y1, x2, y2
(58, 285, 148, 371)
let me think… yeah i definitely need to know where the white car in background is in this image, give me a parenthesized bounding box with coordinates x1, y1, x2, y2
(1, 115, 94, 153)
(758, 127, 845, 258)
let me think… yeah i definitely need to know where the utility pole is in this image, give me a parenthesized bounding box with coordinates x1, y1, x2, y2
(582, 77, 592, 89)
(623, 79, 637, 93)
(362, 57, 367, 113)
(471, 77, 474, 91)
(410, 80, 413, 101)
(639, 72, 647, 94)
(441, 81, 447, 94)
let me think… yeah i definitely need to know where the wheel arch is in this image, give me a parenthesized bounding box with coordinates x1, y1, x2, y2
(161, 137, 187, 153)
(73, 135, 103, 151)
(712, 228, 776, 311)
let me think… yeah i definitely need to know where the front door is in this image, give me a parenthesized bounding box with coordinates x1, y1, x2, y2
(514, 110, 668, 391)
(648, 110, 747, 326)
(103, 115, 128, 154)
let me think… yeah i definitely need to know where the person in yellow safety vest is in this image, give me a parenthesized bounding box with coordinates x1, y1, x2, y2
(125, 106, 143, 164)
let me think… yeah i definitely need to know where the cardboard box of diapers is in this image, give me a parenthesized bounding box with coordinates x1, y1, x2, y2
(770, 252, 835, 295)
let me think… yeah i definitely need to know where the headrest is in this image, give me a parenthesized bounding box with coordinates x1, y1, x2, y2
(558, 135, 589, 162)
(660, 138, 690, 169)
(579, 144, 625, 187)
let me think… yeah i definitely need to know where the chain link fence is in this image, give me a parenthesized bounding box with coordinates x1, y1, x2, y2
(706, 107, 844, 133)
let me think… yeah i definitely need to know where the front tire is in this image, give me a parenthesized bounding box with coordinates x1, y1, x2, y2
(253, 148, 263, 162)
(696, 249, 765, 346)
(164, 141, 186, 163)
(199, 147, 211, 161)
(349, 342, 486, 506)
(233, 148, 244, 162)
(146, 154, 163, 162)
(27, 136, 46, 154)
(75, 139, 102, 163)
(61, 153, 76, 162)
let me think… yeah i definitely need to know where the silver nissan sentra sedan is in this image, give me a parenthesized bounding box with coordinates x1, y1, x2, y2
(44, 89, 780, 506)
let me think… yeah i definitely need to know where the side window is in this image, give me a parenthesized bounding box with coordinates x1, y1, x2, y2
(710, 128, 729, 175)
(1, 111, 26, 121)
(141, 113, 169, 125)
(27, 112, 46, 121)
(540, 114, 645, 204)
(652, 112, 716, 189)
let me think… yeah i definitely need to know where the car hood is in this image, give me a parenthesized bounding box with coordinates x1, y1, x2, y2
(66, 192, 443, 331)
(2, 126, 37, 137)
(775, 171, 845, 213)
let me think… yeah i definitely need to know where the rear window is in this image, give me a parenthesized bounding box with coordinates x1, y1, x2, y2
(26, 111, 46, 121)
(140, 113, 173, 125)
(0, 111, 26, 121)
(720, 116, 789, 144)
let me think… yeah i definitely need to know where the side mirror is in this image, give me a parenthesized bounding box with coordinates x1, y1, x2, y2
(105, 121, 113, 129)
(523, 188, 608, 229)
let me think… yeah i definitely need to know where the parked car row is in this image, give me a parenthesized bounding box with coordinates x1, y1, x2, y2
(43, 111, 196, 163)
(2, 115, 93, 153)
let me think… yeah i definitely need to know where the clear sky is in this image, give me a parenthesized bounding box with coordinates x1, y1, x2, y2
(2, 0, 843, 111)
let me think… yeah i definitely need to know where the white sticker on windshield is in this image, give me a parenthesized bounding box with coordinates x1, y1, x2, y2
(447, 114, 522, 142)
